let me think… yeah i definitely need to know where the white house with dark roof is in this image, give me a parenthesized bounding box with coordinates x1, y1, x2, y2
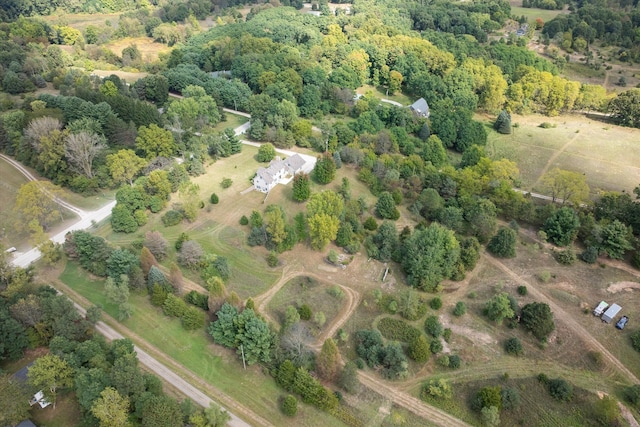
(409, 98, 430, 118)
(253, 154, 307, 193)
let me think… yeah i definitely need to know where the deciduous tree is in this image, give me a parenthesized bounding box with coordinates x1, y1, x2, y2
(107, 149, 147, 186)
(64, 131, 106, 178)
(521, 302, 555, 340)
(90, 387, 130, 427)
(541, 168, 589, 205)
(135, 124, 176, 159)
(485, 292, 515, 324)
(400, 223, 460, 292)
(28, 354, 74, 409)
(0, 374, 31, 426)
(13, 181, 61, 232)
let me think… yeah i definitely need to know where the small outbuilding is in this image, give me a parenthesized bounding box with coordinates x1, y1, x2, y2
(409, 98, 430, 118)
(602, 303, 622, 323)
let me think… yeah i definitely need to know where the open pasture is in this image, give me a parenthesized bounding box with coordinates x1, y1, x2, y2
(485, 113, 640, 195)
(103, 36, 172, 63)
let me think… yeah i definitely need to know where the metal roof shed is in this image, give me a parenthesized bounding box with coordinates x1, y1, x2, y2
(602, 303, 622, 323)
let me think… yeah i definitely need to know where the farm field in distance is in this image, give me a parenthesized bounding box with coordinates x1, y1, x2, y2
(484, 113, 640, 195)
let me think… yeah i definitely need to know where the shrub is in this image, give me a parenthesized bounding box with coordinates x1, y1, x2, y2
(298, 304, 312, 320)
(631, 330, 640, 352)
(517, 285, 528, 296)
(539, 122, 556, 128)
(421, 379, 453, 401)
(281, 395, 297, 416)
(504, 337, 523, 356)
(240, 215, 249, 225)
(442, 328, 451, 342)
(430, 339, 443, 354)
(554, 248, 576, 265)
(266, 251, 279, 267)
(424, 316, 443, 338)
(453, 301, 466, 316)
(548, 378, 573, 401)
(220, 178, 233, 188)
(409, 336, 431, 363)
(473, 386, 502, 411)
(429, 297, 442, 310)
(328, 286, 345, 299)
(162, 294, 188, 317)
(184, 291, 208, 310)
(378, 317, 421, 343)
(181, 306, 205, 330)
(501, 388, 520, 410)
(623, 384, 640, 406)
(581, 246, 599, 264)
(437, 355, 450, 368)
(210, 193, 219, 204)
(363, 217, 378, 231)
(161, 210, 183, 226)
(448, 354, 461, 369)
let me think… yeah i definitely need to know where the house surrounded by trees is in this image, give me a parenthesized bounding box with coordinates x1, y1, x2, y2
(253, 154, 307, 193)
(409, 98, 430, 118)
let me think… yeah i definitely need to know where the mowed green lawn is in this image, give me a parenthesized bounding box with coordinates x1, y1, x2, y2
(510, 6, 567, 23)
(59, 261, 344, 427)
(485, 113, 640, 195)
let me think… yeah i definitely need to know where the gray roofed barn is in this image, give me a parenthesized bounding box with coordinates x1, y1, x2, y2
(409, 98, 430, 118)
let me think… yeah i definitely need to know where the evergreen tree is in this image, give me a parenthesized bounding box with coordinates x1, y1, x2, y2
(312, 153, 336, 184)
(494, 110, 512, 134)
(487, 227, 517, 258)
(292, 173, 311, 202)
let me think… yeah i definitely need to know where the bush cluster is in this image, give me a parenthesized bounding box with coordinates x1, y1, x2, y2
(377, 317, 422, 343)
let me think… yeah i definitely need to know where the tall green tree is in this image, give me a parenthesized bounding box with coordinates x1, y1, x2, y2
(312, 153, 336, 184)
(543, 207, 580, 246)
(541, 168, 589, 205)
(316, 338, 340, 381)
(0, 374, 31, 426)
(107, 149, 147, 186)
(485, 293, 515, 324)
(91, 387, 131, 427)
(401, 223, 460, 292)
(292, 173, 310, 202)
(135, 124, 177, 159)
(375, 191, 400, 220)
(28, 354, 74, 409)
(487, 227, 517, 258)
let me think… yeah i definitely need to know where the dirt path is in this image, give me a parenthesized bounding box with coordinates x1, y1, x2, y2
(253, 264, 301, 321)
(607, 281, 640, 293)
(312, 283, 359, 347)
(485, 254, 640, 384)
(53, 279, 272, 427)
(357, 371, 474, 427)
(534, 131, 581, 187)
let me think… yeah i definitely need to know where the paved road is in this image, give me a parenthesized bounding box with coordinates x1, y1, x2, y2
(70, 302, 251, 427)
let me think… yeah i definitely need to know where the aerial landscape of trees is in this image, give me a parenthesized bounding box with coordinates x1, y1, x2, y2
(4, 0, 640, 425)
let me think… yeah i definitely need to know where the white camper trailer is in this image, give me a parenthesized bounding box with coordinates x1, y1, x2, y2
(602, 304, 622, 324)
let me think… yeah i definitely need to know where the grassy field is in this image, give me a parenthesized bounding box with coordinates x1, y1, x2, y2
(266, 276, 347, 333)
(0, 158, 30, 247)
(213, 113, 249, 133)
(41, 12, 122, 31)
(510, 6, 567, 23)
(103, 37, 172, 63)
(356, 85, 413, 106)
(484, 113, 640, 195)
(58, 261, 343, 427)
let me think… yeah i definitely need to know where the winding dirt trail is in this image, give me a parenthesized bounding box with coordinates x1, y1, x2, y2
(485, 254, 640, 384)
(358, 371, 474, 427)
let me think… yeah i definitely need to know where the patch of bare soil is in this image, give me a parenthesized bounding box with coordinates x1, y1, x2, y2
(440, 315, 497, 347)
(607, 281, 640, 293)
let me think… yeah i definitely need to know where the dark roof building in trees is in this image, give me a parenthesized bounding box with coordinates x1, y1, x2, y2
(410, 98, 430, 118)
